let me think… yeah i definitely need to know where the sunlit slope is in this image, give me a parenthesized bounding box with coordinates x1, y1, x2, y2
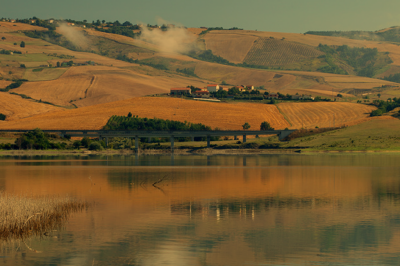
(0, 97, 290, 130)
(203, 30, 400, 66)
(0, 21, 48, 33)
(277, 102, 377, 128)
(14, 66, 208, 107)
(0, 92, 62, 121)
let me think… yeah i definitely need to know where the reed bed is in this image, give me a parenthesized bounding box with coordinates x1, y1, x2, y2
(0, 192, 86, 239)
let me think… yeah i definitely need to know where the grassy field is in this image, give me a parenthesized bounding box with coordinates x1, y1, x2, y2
(281, 117, 400, 151)
(22, 67, 68, 81)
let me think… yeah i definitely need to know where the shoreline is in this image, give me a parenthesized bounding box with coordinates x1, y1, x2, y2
(1, 148, 400, 157)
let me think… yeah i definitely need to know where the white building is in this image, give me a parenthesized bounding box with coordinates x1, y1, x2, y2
(207, 84, 220, 92)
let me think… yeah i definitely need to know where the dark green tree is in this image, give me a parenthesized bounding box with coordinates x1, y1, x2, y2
(1, 37, 5, 41)
(260, 121, 274, 130)
(20, 41, 25, 48)
(0, 113, 6, 120)
(242, 122, 251, 130)
(127, 112, 132, 118)
(56, 61, 60, 67)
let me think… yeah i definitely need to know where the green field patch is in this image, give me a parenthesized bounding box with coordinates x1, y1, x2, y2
(22, 67, 68, 81)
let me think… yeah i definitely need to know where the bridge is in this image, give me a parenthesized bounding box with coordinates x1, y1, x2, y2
(0, 129, 296, 152)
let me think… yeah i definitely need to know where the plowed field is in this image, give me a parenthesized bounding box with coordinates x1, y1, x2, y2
(0, 92, 62, 120)
(0, 97, 290, 130)
(277, 102, 377, 129)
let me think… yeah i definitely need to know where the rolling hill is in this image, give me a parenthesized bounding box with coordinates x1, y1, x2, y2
(1, 21, 400, 132)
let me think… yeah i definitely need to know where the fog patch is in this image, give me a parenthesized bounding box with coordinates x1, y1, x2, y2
(139, 19, 195, 54)
(58, 23, 91, 50)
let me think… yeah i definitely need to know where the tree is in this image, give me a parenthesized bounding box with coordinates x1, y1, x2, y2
(127, 112, 132, 118)
(1, 37, 5, 41)
(260, 121, 274, 130)
(377, 93, 381, 98)
(20, 41, 25, 48)
(0, 113, 6, 120)
(242, 122, 251, 130)
(20, 64, 25, 68)
(337, 93, 343, 98)
(56, 61, 60, 67)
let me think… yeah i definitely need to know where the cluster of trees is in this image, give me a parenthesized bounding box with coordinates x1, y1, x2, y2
(96, 23, 141, 38)
(115, 54, 168, 70)
(0, 113, 6, 120)
(382, 73, 400, 83)
(0, 49, 22, 55)
(306, 28, 400, 43)
(188, 49, 232, 65)
(317, 44, 391, 77)
(241, 121, 274, 130)
(13, 128, 66, 150)
(0, 79, 27, 92)
(370, 98, 400, 116)
(24, 30, 79, 51)
(104, 114, 213, 131)
(72, 137, 105, 151)
(176, 67, 197, 77)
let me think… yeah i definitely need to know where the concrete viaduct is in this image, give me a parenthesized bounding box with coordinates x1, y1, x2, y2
(0, 129, 296, 152)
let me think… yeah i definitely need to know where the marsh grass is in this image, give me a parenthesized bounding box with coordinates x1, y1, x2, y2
(0, 192, 86, 240)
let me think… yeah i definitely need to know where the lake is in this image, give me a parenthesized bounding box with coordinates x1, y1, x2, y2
(1, 154, 400, 266)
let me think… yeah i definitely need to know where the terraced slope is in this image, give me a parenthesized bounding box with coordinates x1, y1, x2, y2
(0, 97, 290, 130)
(277, 102, 377, 129)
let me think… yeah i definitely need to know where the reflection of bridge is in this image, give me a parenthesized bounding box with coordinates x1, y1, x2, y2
(0, 129, 296, 152)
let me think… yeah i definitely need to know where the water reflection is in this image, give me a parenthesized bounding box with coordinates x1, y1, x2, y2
(1, 154, 400, 265)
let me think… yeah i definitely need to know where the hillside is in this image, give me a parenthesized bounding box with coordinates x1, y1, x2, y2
(0, 97, 379, 132)
(1, 21, 400, 132)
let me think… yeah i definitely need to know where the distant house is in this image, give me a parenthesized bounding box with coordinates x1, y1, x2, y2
(10, 19, 15, 23)
(267, 93, 279, 99)
(170, 88, 191, 95)
(220, 86, 230, 91)
(207, 84, 220, 92)
(30, 19, 36, 24)
(301, 95, 314, 100)
(246, 85, 254, 90)
(193, 90, 210, 98)
(292, 95, 301, 100)
(67, 23, 75, 26)
(48, 19, 54, 24)
(236, 85, 246, 92)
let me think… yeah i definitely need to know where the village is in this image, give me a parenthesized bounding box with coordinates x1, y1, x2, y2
(170, 84, 316, 101)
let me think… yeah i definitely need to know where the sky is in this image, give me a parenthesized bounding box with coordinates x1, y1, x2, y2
(2, 0, 400, 33)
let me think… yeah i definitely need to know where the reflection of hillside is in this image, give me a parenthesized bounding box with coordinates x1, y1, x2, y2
(2, 155, 400, 265)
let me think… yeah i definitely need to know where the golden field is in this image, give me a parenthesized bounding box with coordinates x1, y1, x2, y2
(277, 102, 378, 128)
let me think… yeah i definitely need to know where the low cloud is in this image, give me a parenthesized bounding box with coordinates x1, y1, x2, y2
(58, 23, 91, 50)
(139, 18, 195, 54)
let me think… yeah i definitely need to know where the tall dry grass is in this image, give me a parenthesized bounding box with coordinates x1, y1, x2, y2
(0, 192, 86, 239)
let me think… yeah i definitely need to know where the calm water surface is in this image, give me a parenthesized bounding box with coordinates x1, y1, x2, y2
(1, 154, 400, 266)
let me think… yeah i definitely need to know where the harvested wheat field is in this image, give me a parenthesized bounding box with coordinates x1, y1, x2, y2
(0, 192, 85, 239)
(0, 22, 47, 33)
(0, 97, 290, 130)
(277, 102, 378, 129)
(15, 66, 208, 107)
(0, 92, 63, 120)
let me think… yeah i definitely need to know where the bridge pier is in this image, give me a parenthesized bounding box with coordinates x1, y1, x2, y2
(243, 135, 246, 143)
(234, 135, 238, 140)
(171, 136, 174, 153)
(135, 136, 139, 153)
(148, 137, 151, 143)
(207, 135, 211, 148)
(191, 136, 194, 142)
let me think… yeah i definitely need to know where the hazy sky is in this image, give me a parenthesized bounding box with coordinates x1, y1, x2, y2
(2, 0, 400, 33)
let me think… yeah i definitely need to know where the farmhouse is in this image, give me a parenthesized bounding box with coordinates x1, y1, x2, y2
(30, 20, 36, 24)
(193, 90, 210, 98)
(10, 19, 15, 23)
(267, 93, 279, 99)
(246, 85, 254, 90)
(170, 88, 191, 95)
(207, 84, 220, 92)
(301, 95, 314, 100)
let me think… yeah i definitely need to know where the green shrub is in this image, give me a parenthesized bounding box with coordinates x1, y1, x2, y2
(88, 141, 104, 151)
